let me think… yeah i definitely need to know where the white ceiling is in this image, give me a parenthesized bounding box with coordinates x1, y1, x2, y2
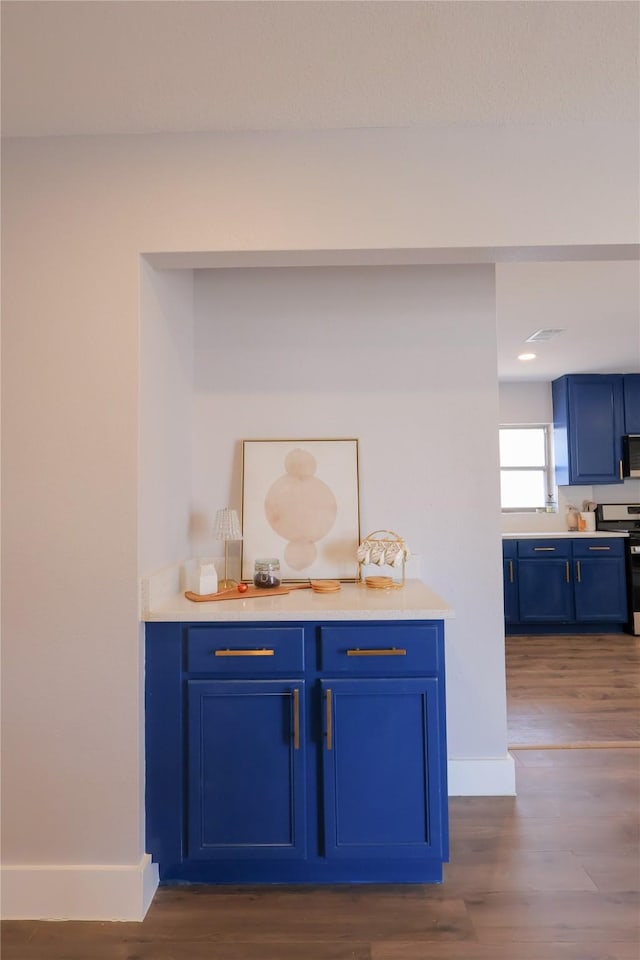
(2, 0, 638, 381)
(496, 260, 640, 382)
(2, 1, 638, 136)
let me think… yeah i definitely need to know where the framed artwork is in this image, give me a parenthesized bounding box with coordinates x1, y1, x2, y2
(241, 438, 361, 582)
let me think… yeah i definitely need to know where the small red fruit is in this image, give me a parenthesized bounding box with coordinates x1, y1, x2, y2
(237, 583, 249, 593)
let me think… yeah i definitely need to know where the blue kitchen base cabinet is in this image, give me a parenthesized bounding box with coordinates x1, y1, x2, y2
(503, 538, 628, 634)
(322, 678, 443, 860)
(502, 541, 518, 624)
(145, 619, 449, 885)
(187, 680, 307, 860)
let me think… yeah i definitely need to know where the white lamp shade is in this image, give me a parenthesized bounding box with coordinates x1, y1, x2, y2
(213, 507, 243, 541)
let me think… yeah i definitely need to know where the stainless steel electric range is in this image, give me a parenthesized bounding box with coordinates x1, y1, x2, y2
(595, 503, 640, 636)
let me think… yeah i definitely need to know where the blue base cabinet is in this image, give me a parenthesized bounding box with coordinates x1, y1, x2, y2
(321, 678, 444, 861)
(145, 618, 449, 884)
(187, 679, 307, 861)
(572, 540, 629, 622)
(502, 541, 518, 624)
(503, 538, 628, 634)
(517, 540, 574, 623)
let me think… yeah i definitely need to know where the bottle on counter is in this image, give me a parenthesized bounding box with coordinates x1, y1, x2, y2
(566, 505, 580, 531)
(253, 558, 281, 589)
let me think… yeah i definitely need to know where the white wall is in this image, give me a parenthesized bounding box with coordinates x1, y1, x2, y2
(2, 121, 636, 919)
(498, 381, 553, 424)
(190, 264, 508, 770)
(139, 265, 194, 577)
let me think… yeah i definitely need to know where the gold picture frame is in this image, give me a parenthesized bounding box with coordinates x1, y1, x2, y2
(241, 438, 361, 582)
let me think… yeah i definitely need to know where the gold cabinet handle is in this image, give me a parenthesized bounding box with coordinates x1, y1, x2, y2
(214, 648, 274, 657)
(620, 459, 624, 480)
(292, 688, 300, 751)
(534, 547, 556, 552)
(588, 546, 611, 551)
(565, 560, 570, 583)
(508, 559, 514, 583)
(347, 648, 407, 656)
(576, 560, 582, 583)
(326, 688, 332, 751)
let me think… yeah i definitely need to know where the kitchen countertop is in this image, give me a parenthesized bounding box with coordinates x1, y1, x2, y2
(502, 531, 628, 539)
(142, 579, 454, 623)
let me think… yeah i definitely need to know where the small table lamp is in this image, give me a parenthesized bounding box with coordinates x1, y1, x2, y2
(213, 507, 243, 590)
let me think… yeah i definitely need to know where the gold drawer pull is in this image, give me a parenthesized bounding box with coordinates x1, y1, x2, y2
(214, 648, 275, 657)
(326, 688, 333, 751)
(588, 546, 611, 551)
(534, 547, 556, 551)
(347, 648, 407, 656)
(293, 688, 300, 751)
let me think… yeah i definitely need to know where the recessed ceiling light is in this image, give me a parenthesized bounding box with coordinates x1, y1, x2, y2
(518, 353, 537, 361)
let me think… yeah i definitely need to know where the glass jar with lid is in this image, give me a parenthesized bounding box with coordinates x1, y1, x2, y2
(253, 558, 281, 589)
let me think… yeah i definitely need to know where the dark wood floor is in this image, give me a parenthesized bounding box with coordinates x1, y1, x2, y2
(4, 634, 639, 959)
(507, 633, 640, 748)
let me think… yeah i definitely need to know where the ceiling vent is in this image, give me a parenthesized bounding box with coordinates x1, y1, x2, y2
(525, 328, 565, 342)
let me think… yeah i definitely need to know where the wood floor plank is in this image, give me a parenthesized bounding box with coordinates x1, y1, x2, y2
(507, 634, 640, 748)
(466, 891, 639, 943)
(1, 938, 372, 960)
(451, 813, 639, 861)
(513, 747, 640, 767)
(142, 888, 474, 943)
(372, 942, 640, 959)
(0, 923, 38, 946)
(581, 853, 640, 893)
(443, 849, 598, 892)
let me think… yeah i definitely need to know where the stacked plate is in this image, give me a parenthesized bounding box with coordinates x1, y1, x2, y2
(310, 579, 341, 594)
(365, 575, 395, 589)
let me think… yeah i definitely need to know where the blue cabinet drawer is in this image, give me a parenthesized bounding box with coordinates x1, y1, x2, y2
(320, 624, 441, 675)
(517, 540, 572, 559)
(186, 626, 304, 675)
(571, 538, 624, 558)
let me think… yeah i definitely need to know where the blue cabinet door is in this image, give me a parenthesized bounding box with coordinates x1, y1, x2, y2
(623, 374, 640, 434)
(502, 542, 518, 623)
(518, 559, 574, 622)
(320, 678, 446, 861)
(574, 557, 628, 622)
(553, 375, 624, 485)
(187, 679, 306, 860)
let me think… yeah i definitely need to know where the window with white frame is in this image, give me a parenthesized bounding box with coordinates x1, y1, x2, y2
(499, 425, 555, 512)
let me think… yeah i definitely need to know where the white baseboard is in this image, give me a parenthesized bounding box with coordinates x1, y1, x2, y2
(447, 754, 517, 796)
(1, 853, 159, 921)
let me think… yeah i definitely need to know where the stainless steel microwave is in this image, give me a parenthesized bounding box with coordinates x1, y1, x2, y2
(623, 435, 640, 478)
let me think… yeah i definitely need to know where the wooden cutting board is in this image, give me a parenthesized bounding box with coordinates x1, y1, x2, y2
(185, 582, 312, 602)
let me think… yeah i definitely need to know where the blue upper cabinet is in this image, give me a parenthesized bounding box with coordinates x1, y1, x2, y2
(623, 374, 640, 434)
(552, 374, 625, 485)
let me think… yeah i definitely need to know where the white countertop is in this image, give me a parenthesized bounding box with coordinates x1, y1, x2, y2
(502, 531, 628, 539)
(143, 579, 454, 623)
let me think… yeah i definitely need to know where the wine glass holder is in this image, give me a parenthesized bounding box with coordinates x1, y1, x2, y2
(357, 529, 410, 589)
